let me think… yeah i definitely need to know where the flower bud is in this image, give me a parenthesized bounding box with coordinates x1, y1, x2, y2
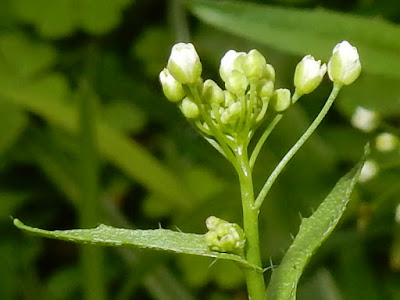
(294, 55, 326, 95)
(167, 43, 202, 84)
(328, 41, 361, 85)
(225, 70, 249, 95)
(351, 106, 379, 132)
(180, 97, 199, 119)
(375, 132, 398, 152)
(271, 88, 291, 112)
(242, 49, 266, 79)
(219, 50, 245, 82)
(221, 102, 242, 125)
(359, 160, 378, 183)
(159, 68, 186, 102)
(202, 79, 224, 104)
(263, 64, 275, 82)
(257, 78, 274, 99)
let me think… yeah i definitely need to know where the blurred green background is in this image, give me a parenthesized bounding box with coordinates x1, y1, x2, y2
(2, 0, 400, 299)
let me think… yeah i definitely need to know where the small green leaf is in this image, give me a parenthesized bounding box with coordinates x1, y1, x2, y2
(13, 219, 260, 270)
(266, 148, 367, 300)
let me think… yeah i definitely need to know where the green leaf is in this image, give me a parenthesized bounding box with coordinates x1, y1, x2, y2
(266, 148, 367, 300)
(188, 0, 400, 78)
(13, 219, 259, 270)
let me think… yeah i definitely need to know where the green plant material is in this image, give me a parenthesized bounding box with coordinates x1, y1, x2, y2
(12, 0, 132, 37)
(13, 219, 262, 270)
(188, 0, 400, 78)
(266, 150, 366, 300)
(0, 86, 192, 208)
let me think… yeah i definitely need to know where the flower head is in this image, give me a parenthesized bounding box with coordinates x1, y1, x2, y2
(328, 41, 361, 85)
(167, 43, 202, 84)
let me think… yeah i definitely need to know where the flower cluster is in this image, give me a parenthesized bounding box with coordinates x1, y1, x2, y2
(204, 216, 246, 255)
(159, 41, 361, 153)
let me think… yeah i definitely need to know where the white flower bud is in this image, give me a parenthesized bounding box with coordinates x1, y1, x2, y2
(225, 70, 248, 95)
(242, 49, 266, 79)
(375, 132, 398, 152)
(257, 78, 274, 99)
(351, 107, 379, 132)
(159, 68, 186, 102)
(263, 64, 275, 82)
(328, 41, 361, 85)
(271, 88, 291, 112)
(202, 79, 224, 104)
(294, 55, 326, 95)
(359, 160, 379, 183)
(180, 97, 199, 119)
(167, 43, 202, 84)
(219, 50, 245, 82)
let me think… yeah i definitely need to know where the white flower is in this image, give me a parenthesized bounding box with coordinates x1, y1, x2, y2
(159, 68, 185, 102)
(167, 43, 202, 84)
(359, 160, 379, 183)
(219, 50, 245, 82)
(351, 107, 379, 132)
(328, 41, 361, 85)
(294, 55, 326, 95)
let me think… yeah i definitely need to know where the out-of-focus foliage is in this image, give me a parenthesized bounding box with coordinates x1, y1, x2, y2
(3, 0, 400, 299)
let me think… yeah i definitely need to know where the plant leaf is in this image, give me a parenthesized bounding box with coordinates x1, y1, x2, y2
(13, 219, 260, 270)
(188, 0, 400, 79)
(266, 147, 367, 300)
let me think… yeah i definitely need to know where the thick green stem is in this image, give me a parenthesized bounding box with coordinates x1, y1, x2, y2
(236, 145, 266, 300)
(254, 84, 342, 210)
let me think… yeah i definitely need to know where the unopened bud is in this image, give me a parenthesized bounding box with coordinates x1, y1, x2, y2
(159, 68, 186, 102)
(167, 43, 202, 84)
(180, 97, 199, 119)
(375, 132, 398, 152)
(225, 70, 248, 95)
(328, 41, 361, 86)
(263, 64, 275, 82)
(219, 50, 245, 82)
(359, 160, 379, 183)
(271, 88, 291, 112)
(202, 79, 224, 104)
(294, 55, 326, 95)
(257, 78, 274, 99)
(351, 107, 379, 132)
(242, 49, 266, 79)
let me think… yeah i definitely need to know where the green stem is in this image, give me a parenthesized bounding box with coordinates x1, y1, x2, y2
(78, 83, 106, 300)
(235, 145, 266, 300)
(249, 114, 283, 169)
(254, 84, 342, 210)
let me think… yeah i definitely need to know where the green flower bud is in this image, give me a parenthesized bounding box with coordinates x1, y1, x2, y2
(294, 55, 326, 95)
(167, 43, 202, 84)
(242, 49, 266, 79)
(180, 97, 199, 119)
(219, 50, 246, 82)
(159, 68, 186, 102)
(263, 64, 275, 82)
(202, 79, 224, 104)
(375, 132, 399, 152)
(204, 216, 245, 255)
(328, 41, 361, 85)
(223, 90, 236, 107)
(257, 78, 274, 100)
(271, 88, 291, 112)
(221, 102, 242, 125)
(225, 70, 248, 95)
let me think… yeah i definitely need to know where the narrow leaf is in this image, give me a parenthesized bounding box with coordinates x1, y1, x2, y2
(13, 219, 260, 270)
(266, 148, 367, 300)
(188, 0, 400, 78)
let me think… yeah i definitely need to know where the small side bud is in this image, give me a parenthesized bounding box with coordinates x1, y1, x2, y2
(271, 88, 291, 112)
(257, 78, 274, 100)
(225, 70, 249, 95)
(263, 64, 275, 82)
(328, 40, 361, 86)
(294, 55, 326, 96)
(219, 50, 245, 82)
(242, 49, 266, 79)
(167, 43, 202, 84)
(375, 132, 398, 152)
(202, 79, 224, 104)
(159, 68, 186, 102)
(180, 97, 199, 119)
(351, 106, 379, 132)
(204, 216, 245, 255)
